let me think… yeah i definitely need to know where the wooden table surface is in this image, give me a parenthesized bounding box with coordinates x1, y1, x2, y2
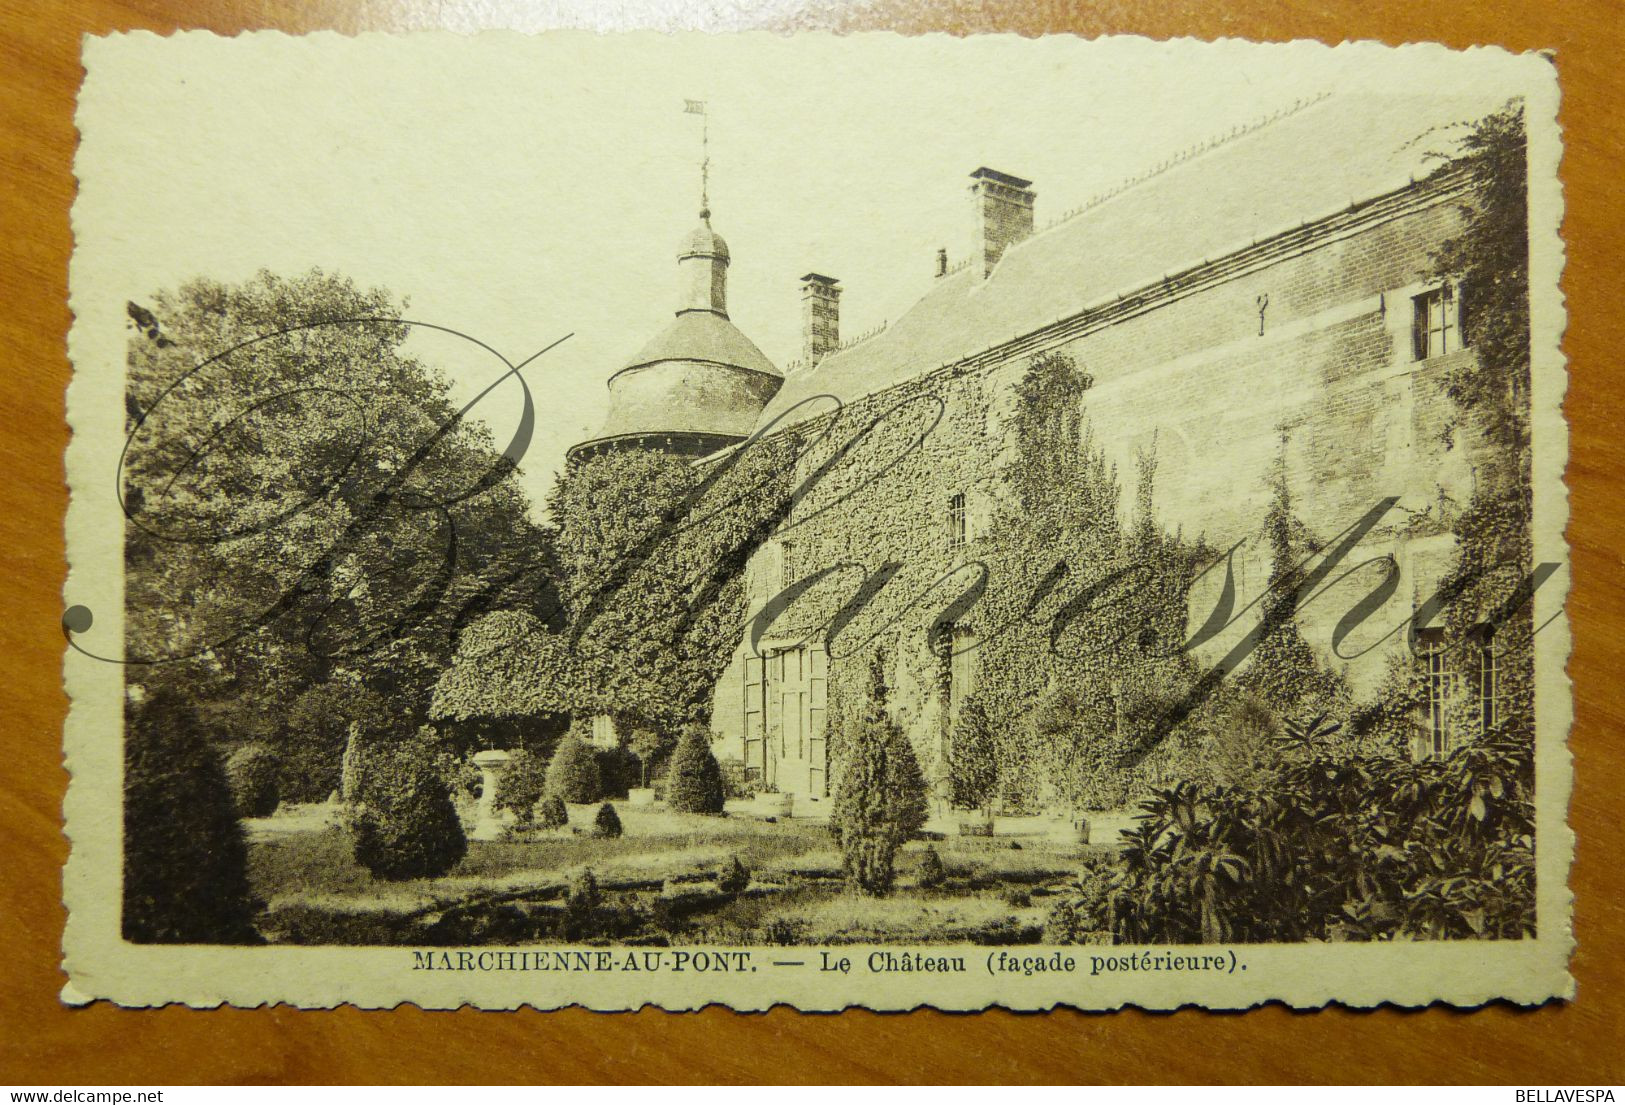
(3, 0, 1622, 1086)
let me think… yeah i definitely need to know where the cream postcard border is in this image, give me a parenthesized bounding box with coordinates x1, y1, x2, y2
(62, 31, 1573, 1010)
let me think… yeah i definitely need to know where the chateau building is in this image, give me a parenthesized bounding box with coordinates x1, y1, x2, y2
(572, 93, 1516, 805)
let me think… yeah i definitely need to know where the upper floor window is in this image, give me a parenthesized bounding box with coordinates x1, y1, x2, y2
(947, 493, 968, 550)
(1412, 286, 1459, 360)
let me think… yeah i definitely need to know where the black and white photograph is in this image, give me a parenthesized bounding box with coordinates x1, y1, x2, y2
(61, 31, 1570, 1010)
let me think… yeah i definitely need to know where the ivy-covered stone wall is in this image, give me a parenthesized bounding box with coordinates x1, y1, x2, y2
(709, 177, 1491, 797)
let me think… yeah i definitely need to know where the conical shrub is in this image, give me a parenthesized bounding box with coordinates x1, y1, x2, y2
(666, 724, 725, 814)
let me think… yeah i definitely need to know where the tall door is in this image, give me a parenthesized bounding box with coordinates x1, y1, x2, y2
(765, 644, 828, 798)
(742, 653, 766, 784)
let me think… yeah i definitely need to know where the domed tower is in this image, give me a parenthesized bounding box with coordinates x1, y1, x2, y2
(568, 204, 782, 465)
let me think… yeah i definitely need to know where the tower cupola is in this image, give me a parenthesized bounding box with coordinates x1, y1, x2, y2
(678, 213, 730, 316)
(568, 204, 780, 466)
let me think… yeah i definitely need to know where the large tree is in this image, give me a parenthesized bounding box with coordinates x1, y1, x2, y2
(123, 270, 555, 762)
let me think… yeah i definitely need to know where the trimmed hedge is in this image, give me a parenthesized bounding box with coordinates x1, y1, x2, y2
(595, 746, 639, 799)
(537, 794, 568, 830)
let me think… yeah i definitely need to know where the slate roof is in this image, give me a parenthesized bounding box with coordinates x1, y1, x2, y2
(618, 308, 779, 380)
(756, 91, 1510, 431)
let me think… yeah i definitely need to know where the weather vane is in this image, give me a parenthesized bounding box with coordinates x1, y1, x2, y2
(684, 99, 709, 217)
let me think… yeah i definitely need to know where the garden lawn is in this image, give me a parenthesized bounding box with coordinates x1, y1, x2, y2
(248, 802, 1110, 946)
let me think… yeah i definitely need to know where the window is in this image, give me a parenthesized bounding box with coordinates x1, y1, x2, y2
(947, 493, 968, 550)
(590, 714, 617, 749)
(1473, 627, 1503, 735)
(1417, 628, 1457, 758)
(1412, 286, 1459, 360)
(779, 540, 794, 591)
(947, 626, 978, 721)
(1417, 625, 1502, 755)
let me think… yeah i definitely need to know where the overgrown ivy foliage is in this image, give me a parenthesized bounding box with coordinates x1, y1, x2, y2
(123, 271, 555, 771)
(550, 439, 798, 734)
(1111, 105, 1541, 943)
(953, 351, 1201, 812)
(1350, 103, 1537, 753)
(1233, 434, 1350, 722)
(435, 434, 799, 739)
(1428, 102, 1538, 743)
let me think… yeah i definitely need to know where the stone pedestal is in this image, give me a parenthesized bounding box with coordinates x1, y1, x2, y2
(471, 749, 514, 842)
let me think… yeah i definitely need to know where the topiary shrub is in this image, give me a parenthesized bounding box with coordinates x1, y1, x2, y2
(666, 724, 726, 814)
(593, 802, 623, 838)
(718, 856, 750, 894)
(347, 734, 468, 881)
(832, 651, 929, 896)
(545, 737, 602, 804)
(917, 847, 947, 889)
(123, 688, 262, 943)
(494, 747, 547, 820)
(225, 742, 282, 818)
(537, 794, 568, 830)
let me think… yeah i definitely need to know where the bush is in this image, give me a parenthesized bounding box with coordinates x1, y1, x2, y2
(717, 758, 755, 800)
(567, 868, 602, 911)
(666, 724, 726, 814)
(347, 734, 468, 881)
(545, 737, 602, 804)
(595, 746, 639, 799)
(494, 747, 546, 819)
(1042, 857, 1117, 943)
(283, 682, 395, 804)
(917, 847, 947, 889)
(537, 794, 568, 830)
(593, 802, 623, 838)
(1205, 693, 1284, 790)
(123, 688, 262, 943)
(1111, 738, 1536, 944)
(718, 856, 750, 894)
(225, 743, 282, 818)
(1035, 687, 1130, 812)
(831, 652, 929, 895)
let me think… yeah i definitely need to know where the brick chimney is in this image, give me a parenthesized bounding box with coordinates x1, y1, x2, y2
(800, 273, 841, 365)
(969, 167, 1035, 277)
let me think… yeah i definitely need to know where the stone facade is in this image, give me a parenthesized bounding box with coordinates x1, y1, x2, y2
(707, 166, 1493, 804)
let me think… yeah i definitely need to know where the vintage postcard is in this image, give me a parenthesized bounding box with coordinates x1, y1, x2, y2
(63, 31, 1571, 1010)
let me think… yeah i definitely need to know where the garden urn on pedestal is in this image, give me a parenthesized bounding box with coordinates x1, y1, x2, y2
(471, 749, 513, 841)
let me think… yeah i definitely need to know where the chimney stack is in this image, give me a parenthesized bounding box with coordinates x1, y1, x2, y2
(800, 273, 841, 366)
(969, 167, 1035, 277)
(936, 247, 948, 278)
